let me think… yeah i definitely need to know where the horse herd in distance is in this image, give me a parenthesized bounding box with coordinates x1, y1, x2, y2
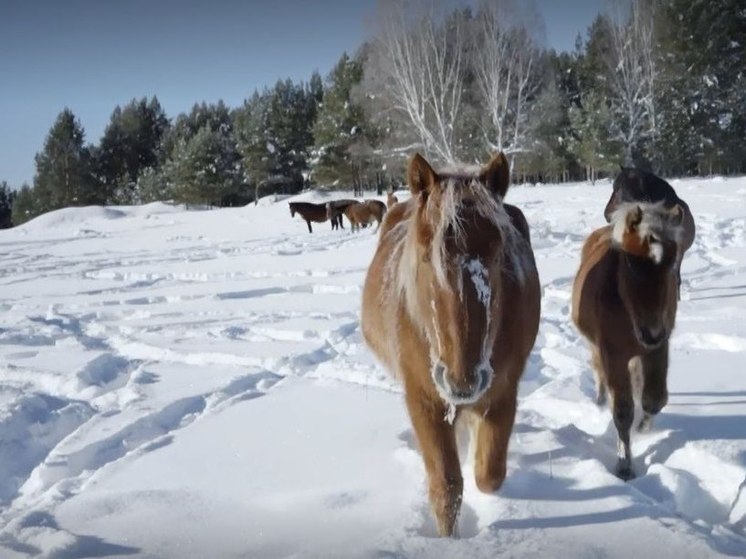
(288, 191, 401, 233)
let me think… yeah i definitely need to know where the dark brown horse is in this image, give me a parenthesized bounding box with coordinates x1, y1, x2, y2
(572, 202, 684, 480)
(289, 201, 341, 233)
(604, 168, 695, 297)
(361, 153, 540, 536)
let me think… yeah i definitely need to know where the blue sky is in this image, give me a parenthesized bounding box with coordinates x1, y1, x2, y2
(0, 0, 603, 187)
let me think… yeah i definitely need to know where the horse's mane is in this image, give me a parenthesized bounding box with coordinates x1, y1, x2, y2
(610, 201, 684, 247)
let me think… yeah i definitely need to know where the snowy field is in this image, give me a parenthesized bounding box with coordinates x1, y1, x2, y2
(0, 177, 745, 558)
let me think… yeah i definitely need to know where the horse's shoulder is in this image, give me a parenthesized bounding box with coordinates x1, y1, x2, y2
(582, 226, 612, 264)
(573, 226, 615, 328)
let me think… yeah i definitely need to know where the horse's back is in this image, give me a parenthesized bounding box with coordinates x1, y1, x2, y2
(365, 199, 387, 220)
(291, 202, 327, 222)
(361, 199, 413, 366)
(492, 204, 541, 382)
(504, 204, 532, 247)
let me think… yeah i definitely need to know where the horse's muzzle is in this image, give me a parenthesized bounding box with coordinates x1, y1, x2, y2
(432, 361, 492, 405)
(636, 325, 667, 349)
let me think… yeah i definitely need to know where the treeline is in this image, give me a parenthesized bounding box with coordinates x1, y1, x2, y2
(4, 0, 744, 226)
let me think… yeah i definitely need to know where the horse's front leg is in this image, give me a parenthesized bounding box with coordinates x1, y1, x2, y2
(473, 389, 517, 493)
(405, 389, 462, 537)
(306, 220, 312, 234)
(602, 346, 635, 480)
(591, 346, 608, 406)
(638, 341, 669, 432)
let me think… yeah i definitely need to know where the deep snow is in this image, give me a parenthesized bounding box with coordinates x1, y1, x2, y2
(0, 179, 744, 558)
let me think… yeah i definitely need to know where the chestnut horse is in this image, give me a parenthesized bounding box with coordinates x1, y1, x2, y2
(343, 199, 386, 232)
(289, 202, 341, 233)
(604, 168, 695, 297)
(572, 202, 684, 480)
(361, 153, 540, 536)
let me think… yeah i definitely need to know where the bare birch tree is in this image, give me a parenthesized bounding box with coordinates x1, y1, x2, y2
(367, 0, 467, 164)
(472, 0, 543, 161)
(607, 0, 656, 164)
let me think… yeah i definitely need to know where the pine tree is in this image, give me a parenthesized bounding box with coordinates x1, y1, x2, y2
(161, 101, 245, 206)
(311, 53, 366, 187)
(568, 90, 619, 182)
(0, 181, 15, 228)
(34, 109, 97, 212)
(10, 184, 37, 225)
(166, 123, 243, 207)
(521, 78, 573, 183)
(235, 79, 317, 199)
(655, 0, 746, 175)
(234, 91, 276, 202)
(94, 97, 170, 203)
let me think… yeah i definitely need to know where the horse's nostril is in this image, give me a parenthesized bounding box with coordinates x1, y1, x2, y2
(639, 326, 665, 347)
(476, 365, 493, 393)
(434, 362, 446, 380)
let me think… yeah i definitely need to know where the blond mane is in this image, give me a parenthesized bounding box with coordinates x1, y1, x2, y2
(610, 201, 684, 248)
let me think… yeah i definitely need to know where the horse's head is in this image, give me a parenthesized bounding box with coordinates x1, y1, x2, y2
(406, 152, 514, 405)
(289, 203, 296, 217)
(611, 202, 683, 349)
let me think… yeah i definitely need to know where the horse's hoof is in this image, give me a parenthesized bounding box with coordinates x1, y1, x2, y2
(615, 463, 636, 481)
(637, 414, 653, 433)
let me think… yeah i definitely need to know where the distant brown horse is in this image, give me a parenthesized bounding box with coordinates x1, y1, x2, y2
(572, 202, 684, 480)
(387, 190, 399, 209)
(361, 153, 540, 536)
(604, 168, 695, 297)
(343, 200, 386, 232)
(289, 202, 341, 233)
(325, 199, 357, 229)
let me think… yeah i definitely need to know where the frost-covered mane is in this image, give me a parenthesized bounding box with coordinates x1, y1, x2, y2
(611, 202, 684, 247)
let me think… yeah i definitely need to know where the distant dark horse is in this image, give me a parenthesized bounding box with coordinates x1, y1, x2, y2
(604, 168, 695, 297)
(289, 202, 342, 233)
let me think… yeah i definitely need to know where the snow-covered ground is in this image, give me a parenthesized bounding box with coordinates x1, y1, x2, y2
(0, 178, 745, 558)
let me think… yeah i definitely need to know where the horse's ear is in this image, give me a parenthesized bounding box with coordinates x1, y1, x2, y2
(626, 205, 643, 230)
(481, 152, 510, 198)
(408, 153, 438, 196)
(668, 204, 684, 226)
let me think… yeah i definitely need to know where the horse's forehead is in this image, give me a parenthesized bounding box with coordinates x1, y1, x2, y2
(446, 213, 501, 259)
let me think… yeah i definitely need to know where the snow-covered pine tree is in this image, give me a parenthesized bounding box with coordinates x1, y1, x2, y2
(310, 52, 366, 188)
(33, 108, 97, 212)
